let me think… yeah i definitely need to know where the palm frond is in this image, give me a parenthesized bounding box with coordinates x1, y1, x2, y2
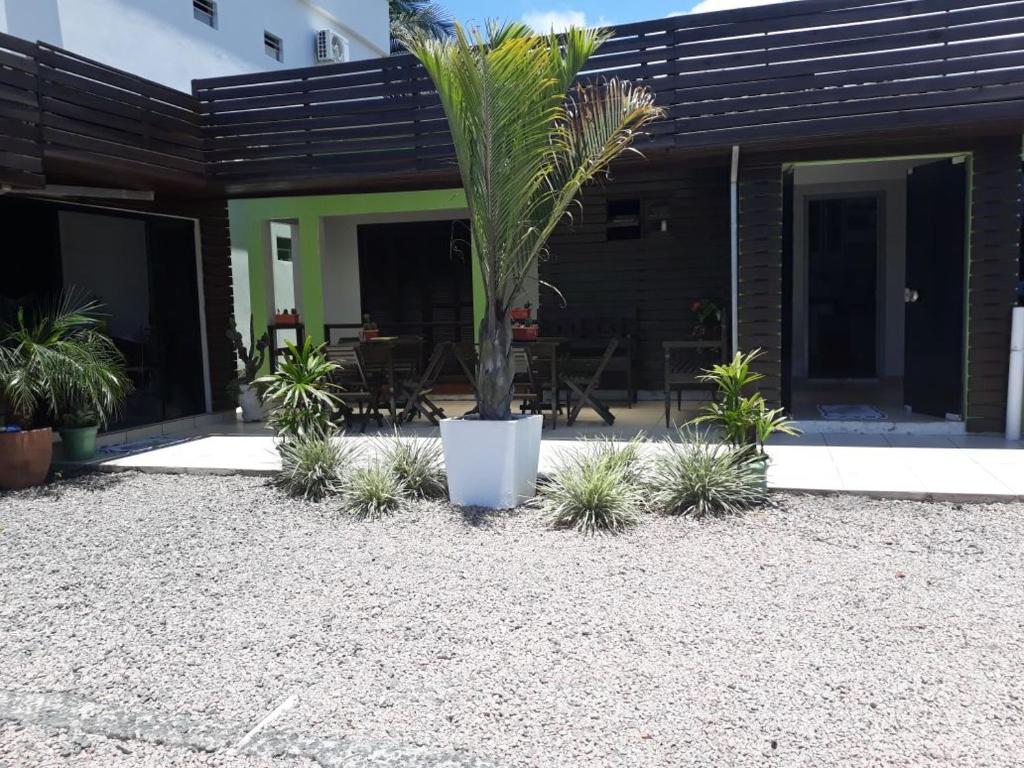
(389, 0, 454, 52)
(0, 288, 131, 427)
(400, 21, 663, 418)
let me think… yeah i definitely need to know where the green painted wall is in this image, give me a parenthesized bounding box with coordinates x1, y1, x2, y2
(229, 189, 470, 353)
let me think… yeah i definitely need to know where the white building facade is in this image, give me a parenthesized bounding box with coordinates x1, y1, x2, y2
(0, 0, 390, 92)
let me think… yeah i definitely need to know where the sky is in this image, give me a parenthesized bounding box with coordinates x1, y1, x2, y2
(440, 0, 792, 31)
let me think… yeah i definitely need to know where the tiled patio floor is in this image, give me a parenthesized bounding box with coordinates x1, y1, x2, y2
(72, 404, 1024, 501)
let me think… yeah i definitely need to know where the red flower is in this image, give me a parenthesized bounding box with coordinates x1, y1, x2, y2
(691, 300, 702, 312)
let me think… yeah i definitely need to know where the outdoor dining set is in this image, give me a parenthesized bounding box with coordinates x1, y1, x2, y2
(263, 321, 731, 432)
(317, 334, 626, 431)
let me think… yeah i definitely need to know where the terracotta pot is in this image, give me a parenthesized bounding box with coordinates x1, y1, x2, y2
(512, 326, 539, 341)
(0, 427, 54, 490)
(510, 307, 530, 322)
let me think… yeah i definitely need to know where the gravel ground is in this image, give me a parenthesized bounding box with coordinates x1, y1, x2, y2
(1, 473, 1022, 767)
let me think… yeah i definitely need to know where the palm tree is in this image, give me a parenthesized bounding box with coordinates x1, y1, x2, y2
(389, 0, 453, 52)
(0, 290, 131, 428)
(401, 22, 663, 420)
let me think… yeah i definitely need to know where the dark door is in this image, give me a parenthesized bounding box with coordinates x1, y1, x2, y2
(781, 168, 794, 409)
(807, 196, 878, 378)
(357, 219, 473, 344)
(143, 218, 207, 422)
(904, 159, 966, 418)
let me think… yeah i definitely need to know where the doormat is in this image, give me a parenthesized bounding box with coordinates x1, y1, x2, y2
(97, 437, 182, 456)
(818, 404, 887, 420)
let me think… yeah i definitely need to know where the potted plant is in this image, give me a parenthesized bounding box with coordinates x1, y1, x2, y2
(227, 315, 270, 422)
(402, 22, 662, 508)
(0, 291, 131, 484)
(58, 407, 104, 462)
(689, 349, 800, 488)
(274, 309, 300, 326)
(691, 299, 722, 338)
(511, 302, 531, 322)
(359, 313, 379, 341)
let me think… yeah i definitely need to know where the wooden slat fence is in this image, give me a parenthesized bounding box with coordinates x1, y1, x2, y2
(36, 44, 205, 186)
(0, 32, 43, 188)
(0, 37, 206, 190)
(195, 0, 1024, 187)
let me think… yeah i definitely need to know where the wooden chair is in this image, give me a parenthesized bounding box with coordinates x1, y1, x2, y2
(663, 326, 728, 428)
(563, 337, 619, 426)
(325, 343, 383, 432)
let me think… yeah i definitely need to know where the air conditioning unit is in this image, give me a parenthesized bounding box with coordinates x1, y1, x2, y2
(315, 29, 349, 64)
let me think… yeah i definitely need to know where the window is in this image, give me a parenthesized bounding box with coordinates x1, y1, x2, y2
(606, 199, 642, 241)
(193, 0, 216, 27)
(275, 235, 293, 262)
(264, 31, 283, 62)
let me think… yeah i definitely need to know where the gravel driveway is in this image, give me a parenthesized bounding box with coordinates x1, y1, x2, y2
(1, 473, 1022, 767)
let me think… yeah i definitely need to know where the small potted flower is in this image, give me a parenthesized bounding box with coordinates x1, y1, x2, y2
(227, 315, 270, 422)
(274, 308, 300, 326)
(359, 313, 379, 341)
(511, 302, 531, 322)
(690, 298, 722, 338)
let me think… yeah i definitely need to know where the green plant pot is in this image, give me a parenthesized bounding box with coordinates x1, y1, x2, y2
(747, 454, 769, 491)
(59, 425, 99, 462)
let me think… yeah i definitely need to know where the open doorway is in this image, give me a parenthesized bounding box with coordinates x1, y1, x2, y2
(785, 156, 968, 425)
(357, 219, 473, 344)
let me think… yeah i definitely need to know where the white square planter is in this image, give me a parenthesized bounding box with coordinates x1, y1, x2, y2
(440, 414, 543, 509)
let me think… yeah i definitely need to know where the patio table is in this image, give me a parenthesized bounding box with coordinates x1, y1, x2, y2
(512, 337, 569, 429)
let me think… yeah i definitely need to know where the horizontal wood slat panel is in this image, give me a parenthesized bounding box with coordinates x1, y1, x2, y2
(0, 32, 42, 187)
(33, 43, 205, 187)
(965, 137, 1022, 432)
(194, 0, 1024, 187)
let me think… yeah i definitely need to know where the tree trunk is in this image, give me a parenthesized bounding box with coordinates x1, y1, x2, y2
(476, 300, 513, 420)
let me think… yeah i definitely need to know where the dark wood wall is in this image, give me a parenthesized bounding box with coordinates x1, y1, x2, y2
(736, 133, 1023, 432)
(737, 158, 785, 404)
(141, 197, 235, 413)
(965, 137, 1023, 433)
(539, 162, 731, 389)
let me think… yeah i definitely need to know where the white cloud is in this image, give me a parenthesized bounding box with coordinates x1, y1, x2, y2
(687, 0, 790, 13)
(522, 10, 588, 32)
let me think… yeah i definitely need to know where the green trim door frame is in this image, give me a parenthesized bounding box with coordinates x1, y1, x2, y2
(229, 189, 470, 355)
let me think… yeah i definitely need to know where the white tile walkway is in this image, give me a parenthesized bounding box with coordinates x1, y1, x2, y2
(79, 419, 1024, 501)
